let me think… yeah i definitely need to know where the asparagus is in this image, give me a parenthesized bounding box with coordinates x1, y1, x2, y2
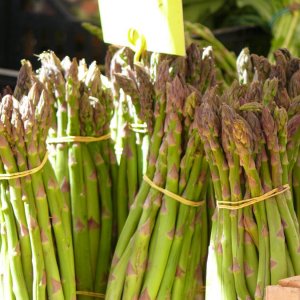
(38, 52, 115, 297)
(0, 97, 33, 298)
(10, 100, 46, 300)
(156, 142, 204, 298)
(116, 147, 128, 234)
(21, 90, 65, 300)
(0, 208, 15, 300)
(107, 59, 170, 271)
(107, 46, 214, 299)
(65, 59, 93, 298)
(122, 138, 168, 299)
(41, 53, 73, 238)
(261, 107, 300, 274)
(79, 92, 101, 282)
(221, 104, 250, 298)
(0, 160, 29, 300)
(140, 76, 185, 299)
(198, 99, 236, 300)
(35, 90, 76, 299)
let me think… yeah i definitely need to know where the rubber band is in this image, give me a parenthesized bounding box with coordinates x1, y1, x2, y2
(0, 153, 48, 180)
(143, 174, 204, 207)
(76, 291, 105, 298)
(127, 28, 147, 63)
(217, 184, 290, 210)
(47, 133, 111, 144)
(128, 123, 148, 133)
(129, 128, 148, 133)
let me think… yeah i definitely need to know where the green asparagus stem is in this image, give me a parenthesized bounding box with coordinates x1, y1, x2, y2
(0, 161, 29, 300)
(116, 151, 128, 235)
(78, 92, 101, 284)
(65, 59, 93, 298)
(83, 145, 100, 282)
(232, 115, 270, 300)
(171, 208, 196, 300)
(0, 210, 15, 300)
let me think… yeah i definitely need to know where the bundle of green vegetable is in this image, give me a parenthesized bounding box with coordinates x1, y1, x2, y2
(0, 85, 76, 299)
(198, 71, 300, 299)
(34, 53, 116, 297)
(239, 48, 300, 224)
(106, 47, 155, 235)
(105, 44, 215, 300)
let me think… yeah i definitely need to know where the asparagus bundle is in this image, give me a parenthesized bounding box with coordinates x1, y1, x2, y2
(0, 86, 76, 299)
(35, 53, 115, 296)
(106, 44, 215, 300)
(198, 76, 300, 299)
(106, 47, 156, 236)
(240, 49, 300, 225)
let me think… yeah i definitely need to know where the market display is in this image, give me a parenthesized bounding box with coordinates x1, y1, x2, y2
(3, 7, 300, 297)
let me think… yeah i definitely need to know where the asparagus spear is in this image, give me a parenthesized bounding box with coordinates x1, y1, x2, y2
(221, 104, 251, 299)
(88, 99, 113, 294)
(0, 159, 29, 300)
(41, 53, 73, 237)
(79, 92, 101, 283)
(65, 59, 93, 298)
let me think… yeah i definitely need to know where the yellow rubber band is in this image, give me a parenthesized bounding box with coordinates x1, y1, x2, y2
(127, 28, 147, 63)
(143, 174, 204, 207)
(217, 184, 290, 210)
(0, 153, 48, 180)
(47, 133, 111, 144)
(76, 291, 105, 298)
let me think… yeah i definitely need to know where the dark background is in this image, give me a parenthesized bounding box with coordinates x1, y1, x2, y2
(0, 0, 271, 90)
(0, 0, 107, 89)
